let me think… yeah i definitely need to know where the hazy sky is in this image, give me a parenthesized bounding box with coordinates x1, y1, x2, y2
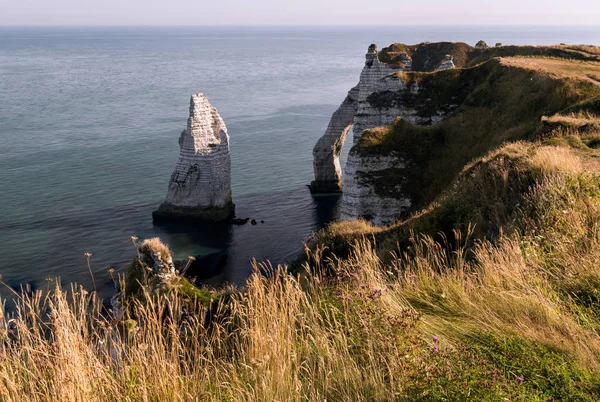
(1, 0, 599, 26)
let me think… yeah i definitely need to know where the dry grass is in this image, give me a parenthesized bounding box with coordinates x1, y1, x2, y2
(531, 146, 586, 173)
(500, 57, 600, 85)
(140, 237, 172, 260)
(543, 111, 600, 125)
(3, 145, 600, 400)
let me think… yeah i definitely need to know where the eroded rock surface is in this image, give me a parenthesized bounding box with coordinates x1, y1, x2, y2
(476, 40, 489, 49)
(341, 152, 411, 224)
(435, 55, 455, 71)
(310, 44, 401, 193)
(311, 44, 453, 221)
(154, 93, 234, 222)
(312, 41, 600, 225)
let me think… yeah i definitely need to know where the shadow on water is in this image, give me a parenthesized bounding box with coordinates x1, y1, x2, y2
(151, 189, 343, 289)
(311, 193, 344, 228)
(152, 219, 233, 282)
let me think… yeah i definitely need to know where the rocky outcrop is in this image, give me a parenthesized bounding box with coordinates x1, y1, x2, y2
(398, 52, 412, 70)
(310, 44, 402, 193)
(311, 44, 455, 221)
(476, 40, 488, 49)
(312, 41, 600, 225)
(309, 86, 359, 193)
(435, 55, 455, 71)
(154, 93, 234, 222)
(340, 152, 412, 224)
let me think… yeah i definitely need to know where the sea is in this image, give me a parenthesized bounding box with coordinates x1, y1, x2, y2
(1, 25, 600, 299)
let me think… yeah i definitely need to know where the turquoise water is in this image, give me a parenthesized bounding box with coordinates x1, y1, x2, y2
(1, 26, 600, 298)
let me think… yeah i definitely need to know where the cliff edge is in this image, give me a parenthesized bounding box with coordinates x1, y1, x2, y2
(311, 41, 600, 224)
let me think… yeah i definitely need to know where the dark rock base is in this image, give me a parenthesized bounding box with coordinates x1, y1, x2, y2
(153, 202, 235, 223)
(308, 180, 343, 194)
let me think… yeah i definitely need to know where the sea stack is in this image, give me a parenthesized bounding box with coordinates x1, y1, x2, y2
(153, 93, 234, 222)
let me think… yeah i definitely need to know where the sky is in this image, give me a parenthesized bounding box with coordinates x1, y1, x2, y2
(1, 0, 599, 26)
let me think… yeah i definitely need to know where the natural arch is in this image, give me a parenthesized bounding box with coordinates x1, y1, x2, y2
(308, 85, 359, 193)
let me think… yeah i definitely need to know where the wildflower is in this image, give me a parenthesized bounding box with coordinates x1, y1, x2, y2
(131, 236, 138, 242)
(517, 376, 524, 383)
(84, 252, 92, 258)
(124, 319, 138, 332)
(433, 336, 439, 342)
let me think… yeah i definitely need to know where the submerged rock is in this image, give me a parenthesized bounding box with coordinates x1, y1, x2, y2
(230, 217, 250, 225)
(154, 93, 234, 222)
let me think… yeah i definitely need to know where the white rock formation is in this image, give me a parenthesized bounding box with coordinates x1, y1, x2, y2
(154, 93, 234, 221)
(310, 44, 403, 193)
(311, 43, 459, 224)
(435, 55, 455, 71)
(309, 86, 359, 192)
(351, 62, 405, 145)
(340, 153, 412, 225)
(398, 52, 412, 71)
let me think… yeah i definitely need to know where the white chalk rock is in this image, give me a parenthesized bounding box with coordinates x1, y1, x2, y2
(154, 93, 234, 221)
(435, 55, 455, 71)
(310, 44, 402, 193)
(311, 44, 458, 224)
(341, 152, 412, 224)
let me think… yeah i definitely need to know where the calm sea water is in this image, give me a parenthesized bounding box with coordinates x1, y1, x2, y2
(1, 26, 600, 298)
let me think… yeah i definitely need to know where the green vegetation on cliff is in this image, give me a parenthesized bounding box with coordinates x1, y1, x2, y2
(356, 56, 600, 211)
(378, 41, 600, 71)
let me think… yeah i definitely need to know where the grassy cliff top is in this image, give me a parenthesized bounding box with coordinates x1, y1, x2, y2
(378, 41, 600, 71)
(355, 55, 600, 214)
(502, 56, 600, 84)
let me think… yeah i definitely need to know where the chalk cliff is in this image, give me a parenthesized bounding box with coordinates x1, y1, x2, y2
(311, 43, 457, 223)
(312, 41, 600, 225)
(154, 93, 234, 222)
(310, 44, 402, 193)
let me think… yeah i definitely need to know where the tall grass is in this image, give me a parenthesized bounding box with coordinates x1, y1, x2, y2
(2, 144, 600, 400)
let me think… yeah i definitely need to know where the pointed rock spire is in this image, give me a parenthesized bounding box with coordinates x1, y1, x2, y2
(153, 93, 234, 222)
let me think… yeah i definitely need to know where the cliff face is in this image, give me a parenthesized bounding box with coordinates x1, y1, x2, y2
(310, 45, 401, 193)
(312, 42, 600, 225)
(312, 44, 460, 223)
(154, 93, 234, 222)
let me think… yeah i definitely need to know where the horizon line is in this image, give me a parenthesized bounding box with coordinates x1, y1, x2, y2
(2, 23, 600, 28)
